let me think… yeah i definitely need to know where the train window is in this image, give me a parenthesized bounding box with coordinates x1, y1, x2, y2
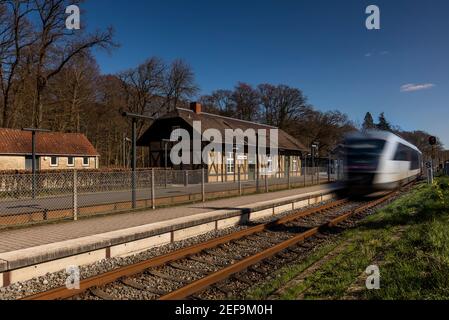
(410, 151, 421, 170)
(346, 139, 386, 168)
(394, 144, 422, 169)
(394, 144, 410, 161)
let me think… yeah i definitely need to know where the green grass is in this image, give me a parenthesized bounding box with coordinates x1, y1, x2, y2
(244, 178, 449, 300)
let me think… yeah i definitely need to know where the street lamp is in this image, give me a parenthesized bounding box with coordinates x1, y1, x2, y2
(311, 142, 320, 183)
(22, 128, 51, 199)
(122, 112, 155, 209)
(162, 138, 172, 189)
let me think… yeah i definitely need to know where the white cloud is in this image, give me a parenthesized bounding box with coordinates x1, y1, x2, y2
(365, 53, 372, 57)
(400, 83, 436, 93)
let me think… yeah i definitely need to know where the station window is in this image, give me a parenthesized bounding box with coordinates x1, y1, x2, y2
(266, 157, 273, 173)
(292, 159, 298, 172)
(226, 153, 235, 174)
(67, 157, 75, 167)
(50, 156, 59, 167)
(83, 157, 90, 167)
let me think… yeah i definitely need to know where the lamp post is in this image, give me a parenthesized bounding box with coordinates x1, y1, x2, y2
(162, 138, 172, 189)
(122, 112, 155, 209)
(22, 128, 51, 199)
(311, 142, 319, 184)
(256, 132, 260, 193)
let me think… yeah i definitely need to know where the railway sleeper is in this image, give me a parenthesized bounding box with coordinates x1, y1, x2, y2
(248, 235, 282, 245)
(205, 249, 242, 260)
(142, 286, 167, 296)
(170, 262, 210, 276)
(188, 256, 226, 268)
(232, 274, 254, 286)
(214, 283, 234, 297)
(90, 288, 116, 300)
(147, 270, 187, 284)
(249, 266, 268, 275)
(121, 279, 146, 291)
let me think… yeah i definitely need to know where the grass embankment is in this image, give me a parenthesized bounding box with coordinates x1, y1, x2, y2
(245, 178, 449, 300)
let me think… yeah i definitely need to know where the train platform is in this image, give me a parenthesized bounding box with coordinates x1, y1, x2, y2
(0, 183, 341, 287)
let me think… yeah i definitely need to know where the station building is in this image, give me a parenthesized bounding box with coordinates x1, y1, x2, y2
(137, 102, 308, 183)
(0, 128, 100, 171)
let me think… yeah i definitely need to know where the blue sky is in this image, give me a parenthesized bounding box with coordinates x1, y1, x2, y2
(82, 0, 449, 147)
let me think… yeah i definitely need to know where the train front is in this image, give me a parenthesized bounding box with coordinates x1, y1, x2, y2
(343, 135, 387, 195)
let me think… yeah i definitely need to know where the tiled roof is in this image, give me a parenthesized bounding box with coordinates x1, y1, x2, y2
(0, 128, 99, 156)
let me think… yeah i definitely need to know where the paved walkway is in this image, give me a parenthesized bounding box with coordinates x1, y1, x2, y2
(0, 183, 339, 254)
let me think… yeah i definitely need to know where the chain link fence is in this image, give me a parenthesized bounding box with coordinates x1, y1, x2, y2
(0, 166, 341, 229)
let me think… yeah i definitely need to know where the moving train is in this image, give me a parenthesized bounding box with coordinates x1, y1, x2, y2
(343, 130, 423, 195)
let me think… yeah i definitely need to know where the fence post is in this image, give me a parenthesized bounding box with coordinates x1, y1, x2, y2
(165, 168, 168, 189)
(238, 166, 242, 196)
(131, 170, 137, 209)
(184, 170, 189, 187)
(151, 169, 156, 210)
(202, 168, 206, 203)
(73, 170, 78, 221)
(265, 172, 268, 193)
(304, 166, 307, 187)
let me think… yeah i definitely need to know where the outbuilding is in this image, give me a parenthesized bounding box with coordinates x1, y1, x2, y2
(0, 128, 100, 171)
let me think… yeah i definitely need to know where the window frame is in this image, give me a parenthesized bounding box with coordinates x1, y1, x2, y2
(82, 157, 90, 167)
(67, 156, 75, 167)
(226, 153, 235, 174)
(292, 159, 298, 172)
(50, 156, 59, 167)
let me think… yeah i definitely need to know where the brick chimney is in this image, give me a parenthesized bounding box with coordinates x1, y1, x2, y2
(190, 102, 202, 114)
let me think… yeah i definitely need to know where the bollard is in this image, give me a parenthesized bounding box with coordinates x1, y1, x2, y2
(73, 170, 78, 221)
(238, 166, 242, 196)
(201, 168, 206, 203)
(151, 169, 156, 210)
(265, 173, 268, 193)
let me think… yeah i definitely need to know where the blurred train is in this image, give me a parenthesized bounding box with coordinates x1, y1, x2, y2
(342, 130, 423, 195)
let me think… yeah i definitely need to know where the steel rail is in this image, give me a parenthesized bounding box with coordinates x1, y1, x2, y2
(21, 199, 348, 300)
(158, 193, 396, 300)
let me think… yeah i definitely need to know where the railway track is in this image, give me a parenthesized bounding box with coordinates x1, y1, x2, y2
(22, 186, 411, 301)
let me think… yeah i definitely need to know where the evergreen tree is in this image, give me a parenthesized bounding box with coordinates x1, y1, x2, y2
(362, 112, 375, 131)
(377, 112, 392, 131)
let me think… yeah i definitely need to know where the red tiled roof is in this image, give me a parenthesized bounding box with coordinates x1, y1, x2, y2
(0, 128, 99, 156)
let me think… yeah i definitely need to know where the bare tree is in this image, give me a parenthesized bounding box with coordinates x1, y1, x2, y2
(45, 53, 99, 132)
(199, 89, 235, 116)
(119, 57, 166, 136)
(293, 108, 356, 155)
(0, 0, 35, 127)
(29, 0, 115, 127)
(258, 84, 308, 130)
(232, 82, 260, 122)
(161, 59, 199, 114)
